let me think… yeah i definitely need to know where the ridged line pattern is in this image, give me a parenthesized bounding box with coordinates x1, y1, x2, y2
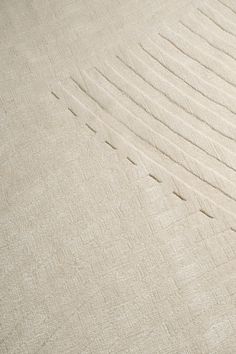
(52, 0, 236, 230)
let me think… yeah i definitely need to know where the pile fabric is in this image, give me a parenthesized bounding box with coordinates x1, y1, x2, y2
(0, 0, 236, 353)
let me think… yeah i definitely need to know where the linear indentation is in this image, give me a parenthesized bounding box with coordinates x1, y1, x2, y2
(70, 76, 107, 111)
(105, 58, 236, 173)
(116, 53, 236, 146)
(173, 191, 186, 201)
(180, 21, 236, 62)
(159, 32, 236, 89)
(105, 140, 117, 150)
(50, 85, 236, 227)
(126, 157, 137, 165)
(200, 209, 214, 218)
(51, 91, 60, 99)
(217, 0, 236, 15)
(197, 8, 236, 37)
(69, 72, 236, 203)
(85, 123, 97, 133)
(149, 173, 162, 183)
(140, 42, 236, 116)
(68, 107, 77, 116)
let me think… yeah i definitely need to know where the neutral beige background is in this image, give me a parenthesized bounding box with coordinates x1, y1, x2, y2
(1, 0, 236, 353)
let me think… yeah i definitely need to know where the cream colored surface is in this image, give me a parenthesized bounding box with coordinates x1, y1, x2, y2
(1, 0, 236, 353)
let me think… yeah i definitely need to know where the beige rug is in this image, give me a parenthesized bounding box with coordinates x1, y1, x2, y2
(1, 0, 236, 353)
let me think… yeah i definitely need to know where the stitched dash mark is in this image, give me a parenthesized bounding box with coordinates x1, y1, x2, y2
(126, 157, 137, 165)
(68, 107, 77, 116)
(200, 209, 214, 218)
(51, 88, 236, 236)
(139, 42, 236, 116)
(51, 91, 60, 99)
(70, 76, 107, 111)
(217, 0, 236, 15)
(172, 191, 186, 201)
(197, 8, 236, 37)
(105, 141, 117, 150)
(180, 21, 236, 62)
(159, 32, 236, 89)
(149, 173, 162, 183)
(85, 123, 97, 133)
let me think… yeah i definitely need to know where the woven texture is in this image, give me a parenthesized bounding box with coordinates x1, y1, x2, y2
(1, 0, 236, 353)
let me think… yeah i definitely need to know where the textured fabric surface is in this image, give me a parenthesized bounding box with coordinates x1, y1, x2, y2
(1, 0, 236, 353)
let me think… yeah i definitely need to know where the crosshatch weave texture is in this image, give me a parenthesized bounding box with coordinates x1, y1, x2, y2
(1, 0, 236, 353)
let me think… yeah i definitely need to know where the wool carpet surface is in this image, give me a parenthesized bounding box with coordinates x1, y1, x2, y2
(1, 0, 236, 353)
